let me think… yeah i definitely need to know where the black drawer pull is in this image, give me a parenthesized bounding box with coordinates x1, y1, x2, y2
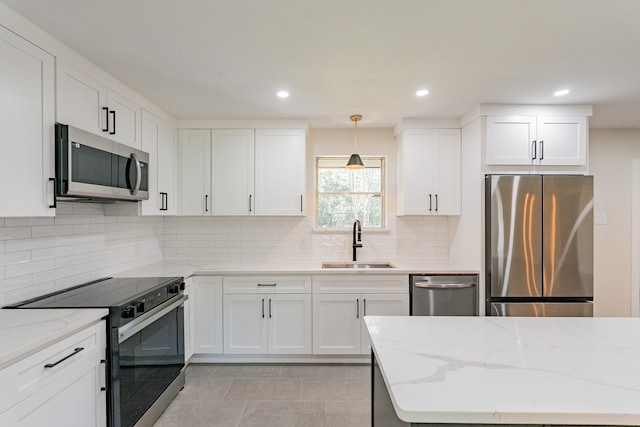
(44, 347, 84, 368)
(257, 283, 277, 287)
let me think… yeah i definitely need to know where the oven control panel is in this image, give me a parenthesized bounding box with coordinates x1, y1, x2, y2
(120, 282, 183, 321)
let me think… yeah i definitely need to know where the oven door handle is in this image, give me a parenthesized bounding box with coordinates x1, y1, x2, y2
(118, 294, 188, 343)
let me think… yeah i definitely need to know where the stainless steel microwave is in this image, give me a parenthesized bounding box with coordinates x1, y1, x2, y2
(55, 123, 149, 202)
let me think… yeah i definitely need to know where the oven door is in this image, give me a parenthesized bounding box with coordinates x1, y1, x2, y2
(114, 295, 186, 427)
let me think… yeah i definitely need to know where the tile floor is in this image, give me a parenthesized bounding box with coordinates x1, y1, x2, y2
(154, 364, 372, 427)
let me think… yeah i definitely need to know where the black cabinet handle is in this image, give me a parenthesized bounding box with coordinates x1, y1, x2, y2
(205, 195, 209, 212)
(435, 194, 438, 212)
(165, 192, 169, 211)
(159, 192, 167, 211)
(44, 347, 84, 368)
(540, 140, 544, 160)
(429, 194, 432, 212)
(249, 194, 252, 212)
(356, 298, 360, 318)
(269, 298, 272, 318)
(300, 195, 303, 212)
(363, 299, 367, 316)
(261, 298, 265, 318)
(532, 140, 537, 160)
(109, 110, 116, 135)
(102, 107, 109, 132)
(257, 283, 277, 287)
(48, 177, 56, 208)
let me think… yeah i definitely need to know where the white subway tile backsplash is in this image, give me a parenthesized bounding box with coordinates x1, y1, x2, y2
(5, 282, 55, 305)
(0, 251, 31, 267)
(5, 260, 55, 279)
(5, 217, 55, 227)
(4, 237, 54, 252)
(0, 227, 31, 240)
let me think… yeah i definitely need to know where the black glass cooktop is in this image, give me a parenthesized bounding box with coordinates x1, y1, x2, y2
(11, 277, 182, 308)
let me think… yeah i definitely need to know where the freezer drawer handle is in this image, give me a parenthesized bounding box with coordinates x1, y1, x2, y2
(414, 282, 476, 289)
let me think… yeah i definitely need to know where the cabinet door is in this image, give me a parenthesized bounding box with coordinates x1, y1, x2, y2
(105, 88, 141, 148)
(267, 294, 312, 354)
(312, 294, 360, 355)
(223, 294, 268, 354)
(178, 130, 211, 215)
(359, 293, 410, 355)
(432, 129, 461, 215)
(184, 278, 193, 361)
(56, 62, 106, 136)
(397, 129, 436, 215)
(536, 116, 587, 166)
(254, 129, 306, 216)
(211, 129, 255, 215)
(192, 276, 223, 354)
(485, 116, 537, 165)
(157, 120, 178, 215)
(0, 25, 55, 217)
(140, 111, 160, 215)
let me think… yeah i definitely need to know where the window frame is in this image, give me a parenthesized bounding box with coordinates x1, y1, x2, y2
(315, 155, 386, 230)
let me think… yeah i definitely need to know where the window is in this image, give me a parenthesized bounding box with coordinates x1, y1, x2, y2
(316, 156, 385, 229)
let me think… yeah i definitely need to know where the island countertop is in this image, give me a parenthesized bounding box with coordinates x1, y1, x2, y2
(365, 316, 640, 425)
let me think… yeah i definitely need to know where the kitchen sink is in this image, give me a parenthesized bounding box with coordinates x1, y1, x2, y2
(321, 262, 396, 269)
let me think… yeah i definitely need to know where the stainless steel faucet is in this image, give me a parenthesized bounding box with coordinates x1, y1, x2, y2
(352, 220, 362, 261)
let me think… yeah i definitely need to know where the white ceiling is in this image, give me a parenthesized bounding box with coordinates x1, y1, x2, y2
(2, 0, 640, 128)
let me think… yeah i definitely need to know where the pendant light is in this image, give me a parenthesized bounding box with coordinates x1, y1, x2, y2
(346, 114, 365, 169)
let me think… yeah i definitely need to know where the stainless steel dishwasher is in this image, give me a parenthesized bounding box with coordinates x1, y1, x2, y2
(410, 274, 478, 316)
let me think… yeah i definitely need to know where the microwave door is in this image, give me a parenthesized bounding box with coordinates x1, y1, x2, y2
(67, 128, 116, 198)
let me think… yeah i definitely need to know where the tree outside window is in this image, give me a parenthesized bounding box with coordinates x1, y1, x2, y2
(316, 157, 385, 229)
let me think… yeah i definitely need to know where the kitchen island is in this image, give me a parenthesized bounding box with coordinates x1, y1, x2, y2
(365, 316, 640, 426)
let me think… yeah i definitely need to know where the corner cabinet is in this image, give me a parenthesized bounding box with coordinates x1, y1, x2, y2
(56, 61, 141, 149)
(0, 321, 107, 427)
(140, 110, 178, 215)
(312, 275, 409, 355)
(486, 115, 587, 166)
(396, 129, 461, 216)
(223, 276, 312, 355)
(191, 276, 223, 355)
(0, 24, 55, 217)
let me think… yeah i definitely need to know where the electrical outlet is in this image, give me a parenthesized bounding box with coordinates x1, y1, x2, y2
(300, 238, 307, 249)
(595, 212, 607, 225)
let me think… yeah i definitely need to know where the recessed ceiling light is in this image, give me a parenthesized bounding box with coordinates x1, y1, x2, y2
(416, 89, 429, 97)
(277, 90, 289, 98)
(554, 89, 570, 97)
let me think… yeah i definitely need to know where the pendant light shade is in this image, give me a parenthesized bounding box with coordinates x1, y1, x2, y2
(346, 114, 365, 169)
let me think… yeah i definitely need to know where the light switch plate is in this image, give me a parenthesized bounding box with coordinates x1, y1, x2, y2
(595, 212, 607, 225)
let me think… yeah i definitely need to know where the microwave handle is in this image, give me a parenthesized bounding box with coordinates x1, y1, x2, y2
(129, 153, 142, 195)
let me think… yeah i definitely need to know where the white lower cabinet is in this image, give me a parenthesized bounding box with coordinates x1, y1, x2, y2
(223, 276, 312, 355)
(312, 275, 410, 355)
(0, 321, 107, 427)
(312, 293, 409, 355)
(191, 276, 223, 354)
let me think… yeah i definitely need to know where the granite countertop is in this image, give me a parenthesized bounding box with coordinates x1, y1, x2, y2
(0, 309, 108, 369)
(115, 260, 478, 278)
(365, 316, 640, 425)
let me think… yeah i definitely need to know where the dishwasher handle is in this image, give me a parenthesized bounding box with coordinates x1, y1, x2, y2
(414, 282, 476, 289)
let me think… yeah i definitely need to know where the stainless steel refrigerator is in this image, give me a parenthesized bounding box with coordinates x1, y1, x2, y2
(485, 174, 594, 316)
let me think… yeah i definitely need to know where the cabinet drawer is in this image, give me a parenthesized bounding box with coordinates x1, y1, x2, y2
(223, 276, 311, 294)
(0, 321, 106, 415)
(312, 275, 409, 294)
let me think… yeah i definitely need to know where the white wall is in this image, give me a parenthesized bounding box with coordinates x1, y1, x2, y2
(163, 128, 451, 263)
(0, 203, 163, 306)
(590, 128, 640, 316)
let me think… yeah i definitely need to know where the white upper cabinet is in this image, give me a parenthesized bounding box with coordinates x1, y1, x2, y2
(396, 129, 461, 216)
(141, 110, 178, 215)
(486, 115, 587, 166)
(56, 62, 141, 148)
(254, 129, 306, 216)
(211, 130, 255, 215)
(178, 129, 212, 215)
(178, 127, 306, 217)
(0, 25, 55, 217)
